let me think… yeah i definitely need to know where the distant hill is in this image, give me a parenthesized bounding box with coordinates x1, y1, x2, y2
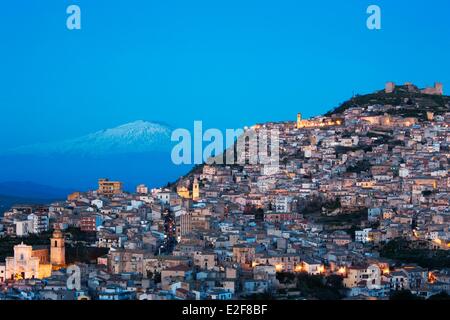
(0, 121, 191, 191)
(7, 120, 173, 157)
(0, 181, 70, 215)
(0, 194, 56, 216)
(0, 181, 72, 199)
(325, 85, 450, 119)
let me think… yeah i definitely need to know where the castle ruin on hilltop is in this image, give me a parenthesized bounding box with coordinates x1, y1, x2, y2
(385, 81, 443, 95)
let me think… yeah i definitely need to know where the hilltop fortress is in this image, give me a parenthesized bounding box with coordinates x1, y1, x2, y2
(385, 81, 444, 95)
(296, 81, 447, 129)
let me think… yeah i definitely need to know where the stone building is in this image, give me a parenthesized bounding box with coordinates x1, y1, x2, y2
(50, 228, 66, 267)
(98, 178, 123, 196)
(4, 229, 66, 280)
(5, 243, 51, 280)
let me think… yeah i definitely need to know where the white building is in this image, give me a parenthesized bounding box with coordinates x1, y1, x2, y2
(136, 184, 149, 194)
(355, 228, 372, 243)
(274, 196, 292, 213)
(28, 213, 49, 234)
(399, 166, 410, 178)
(5, 243, 40, 280)
(302, 258, 323, 275)
(261, 165, 280, 176)
(15, 220, 33, 236)
(157, 191, 177, 205)
(91, 199, 104, 209)
(128, 200, 143, 210)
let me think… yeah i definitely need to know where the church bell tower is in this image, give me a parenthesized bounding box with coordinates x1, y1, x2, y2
(297, 113, 302, 129)
(50, 228, 65, 267)
(192, 178, 200, 201)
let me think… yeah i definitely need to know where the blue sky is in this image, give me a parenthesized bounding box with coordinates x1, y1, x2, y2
(1, 0, 449, 149)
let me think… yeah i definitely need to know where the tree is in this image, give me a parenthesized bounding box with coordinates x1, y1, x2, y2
(276, 272, 344, 300)
(390, 290, 423, 300)
(255, 208, 265, 222)
(428, 292, 450, 300)
(242, 292, 275, 300)
(381, 238, 450, 269)
(326, 275, 344, 290)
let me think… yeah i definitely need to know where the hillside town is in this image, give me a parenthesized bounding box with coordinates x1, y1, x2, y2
(1, 82, 450, 300)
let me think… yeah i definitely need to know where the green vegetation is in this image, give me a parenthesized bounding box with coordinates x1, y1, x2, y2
(65, 227, 97, 243)
(0, 231, 53, 261)
(346, 160, 371, 174)
(381, 238, 450, 269)
(276, 272, 345, 300)
(390, 290, 424, 300)
(322, 198, 341, 211)
(66, 244, 108, 264)
(335, 146, 363, 156)
(299, 196, 341, 215)
(391, 286, 450, 301)
(367, 131, 391, 139)
(64, 227, 106, 263)
(299, 195, 367, 234)
(241, 292, 276, 300)
(428, 292, 450, 300)
(325, 89, 450, 119)
(0, 227, 105, 264)
(317, 209, 367, 226)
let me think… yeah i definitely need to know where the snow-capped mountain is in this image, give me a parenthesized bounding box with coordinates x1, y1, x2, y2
(9, 120, 173, 156)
